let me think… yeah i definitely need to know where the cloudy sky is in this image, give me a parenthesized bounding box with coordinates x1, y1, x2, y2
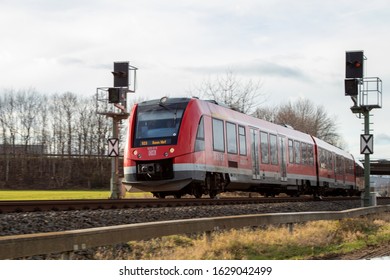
(1, 0, 389, 160)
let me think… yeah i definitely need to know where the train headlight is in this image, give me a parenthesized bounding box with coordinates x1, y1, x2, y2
(164, 152, 169, 157)
(133, 150, 138, 156)
(169, 148, 175, 153)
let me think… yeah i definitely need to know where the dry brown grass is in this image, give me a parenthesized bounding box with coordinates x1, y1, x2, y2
(93, 213, 390, 260)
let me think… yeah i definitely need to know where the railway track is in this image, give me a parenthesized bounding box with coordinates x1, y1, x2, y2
(0, 196, 365, 214)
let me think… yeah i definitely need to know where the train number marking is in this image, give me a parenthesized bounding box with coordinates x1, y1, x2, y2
(147, 147, 157, 156)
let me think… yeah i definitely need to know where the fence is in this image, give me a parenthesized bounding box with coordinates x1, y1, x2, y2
(0, 154, 119, 189)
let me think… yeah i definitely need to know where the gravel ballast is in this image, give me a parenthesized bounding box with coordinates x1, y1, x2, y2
(0, 200, 373, 237)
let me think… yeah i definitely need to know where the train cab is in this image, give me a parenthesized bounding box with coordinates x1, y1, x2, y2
(123, 97, 204, 197)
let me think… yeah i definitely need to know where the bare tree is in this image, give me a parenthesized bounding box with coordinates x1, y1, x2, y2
(254, 98, 342, 147)
(277, 99, 340, 145)
(252, 105, 278, 123)
(0, 92, 10, 146)
(189, 71, 266, 114)
(36, 94, 49, 153)
(74, 96, 111, 155)
(0, 90, 17, 148)
(50, 93, 65, 154)
(60, 92, 78, 155)
(0, 89, 118, 156)
(75, 101, 90, 155)
(15, 89, 43, 150)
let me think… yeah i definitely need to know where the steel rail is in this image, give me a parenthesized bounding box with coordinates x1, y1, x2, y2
(0, 196, 361, 214)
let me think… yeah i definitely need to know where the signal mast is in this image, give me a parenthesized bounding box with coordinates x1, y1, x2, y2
(96, 62, 137, 199)
(345, 51, 382, 206)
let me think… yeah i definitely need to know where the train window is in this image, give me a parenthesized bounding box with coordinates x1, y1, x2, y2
(270, 134, 278, 165)
(226, 122, 238, 154)
(238, 125, 247, 156)
(345, 160, 350, 174)
(301, 143, 307, 164)
(346, 159, 352, 174)
(349, 160, 354, 174)
(328, 151, 333, 170)
(307, 144, 314, 165)
(337, 156, 341, 174)
(133, 101, 187, 147)
(288, 139, 294, 163)
(319, 148, 325, 169)
(260, 131, 269, 164)
(325, 151, 329, 169)
(195, 116, 205, 152)
(294, 140, 301, 164)
(340, 157, 345, 175)
(212, 118, 225, 152)
(336, 156, 344, 175)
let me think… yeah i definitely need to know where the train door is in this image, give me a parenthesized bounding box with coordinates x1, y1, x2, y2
(279, 135, 287, 182)
(250, 128, 260, 179)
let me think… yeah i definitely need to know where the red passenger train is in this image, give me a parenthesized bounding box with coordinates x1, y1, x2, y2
(123, 97, 363, 198)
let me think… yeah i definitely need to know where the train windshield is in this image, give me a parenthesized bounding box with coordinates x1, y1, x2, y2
(133, 100, 189, 147)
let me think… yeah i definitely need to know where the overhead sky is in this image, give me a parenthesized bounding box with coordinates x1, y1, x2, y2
(1, 0, 389, 160)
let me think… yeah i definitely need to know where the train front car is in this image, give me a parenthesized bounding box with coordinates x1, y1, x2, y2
(123, 97, 202, 198)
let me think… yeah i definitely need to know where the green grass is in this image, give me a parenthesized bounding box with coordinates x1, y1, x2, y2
(0, 190, 151, 200)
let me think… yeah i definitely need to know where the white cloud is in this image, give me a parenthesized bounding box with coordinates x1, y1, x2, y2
(376, 134, 390, 145)
(182, 59, 307, 79)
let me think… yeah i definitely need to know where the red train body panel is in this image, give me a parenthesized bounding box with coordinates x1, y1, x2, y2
(123, 97, 361, 198)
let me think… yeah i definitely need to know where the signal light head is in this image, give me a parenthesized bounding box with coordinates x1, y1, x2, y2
(108, 87, 121, 103)
(346, 51, 364, 79)
(354, 61, 362, 68)
(113, 62, 129, 87)
(345, 78, 359, 96)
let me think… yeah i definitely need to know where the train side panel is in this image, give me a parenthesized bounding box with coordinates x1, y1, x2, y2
(312, 136, 357, 195)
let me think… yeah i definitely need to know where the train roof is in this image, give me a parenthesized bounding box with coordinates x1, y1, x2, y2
(355, 159, 364, 168)
(312, 136, 353, 160)
(135, 97, 348, 151)
(137, 97, 191, 107)
(135, 97, 315, 143)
